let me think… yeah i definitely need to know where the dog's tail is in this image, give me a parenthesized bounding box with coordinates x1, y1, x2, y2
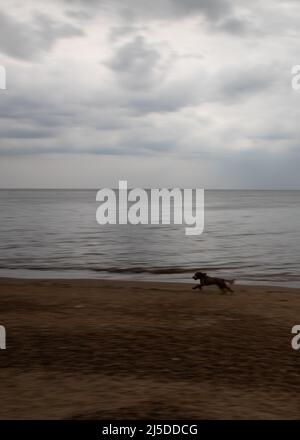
(225, 279, 235, 285)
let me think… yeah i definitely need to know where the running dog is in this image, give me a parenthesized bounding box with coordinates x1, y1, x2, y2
(192, 271, 234, 293)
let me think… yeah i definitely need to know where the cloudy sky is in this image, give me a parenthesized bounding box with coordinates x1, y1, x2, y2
(0, 0, 299, 188)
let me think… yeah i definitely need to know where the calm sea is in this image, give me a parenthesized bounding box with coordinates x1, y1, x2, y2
(0, 190, 299, 287)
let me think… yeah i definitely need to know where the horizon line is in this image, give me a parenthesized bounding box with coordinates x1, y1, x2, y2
(0, 188, 300, 191)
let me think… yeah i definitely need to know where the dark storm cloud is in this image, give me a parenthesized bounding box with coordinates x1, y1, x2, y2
(0, 11, 83, 60)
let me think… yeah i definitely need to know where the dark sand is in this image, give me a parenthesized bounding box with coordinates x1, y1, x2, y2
(0, 278, 300, 419)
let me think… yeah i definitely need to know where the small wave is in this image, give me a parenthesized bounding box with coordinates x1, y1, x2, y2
(0, 264, 198, 275)
(1, 264, 300, 285)
(91, 266, 198, 275)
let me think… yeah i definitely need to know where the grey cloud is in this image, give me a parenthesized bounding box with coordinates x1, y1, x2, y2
(172, 1, 253, 37)
(128, 85, 199, 114)
(0, 127, 53, 139)
(65, 0, 254, 37)
(251, 130, 296, 141)
(106, 36, 166, 90)
(0, 11, 83, 60)
(0, 0, 300, 189)
(218, 66, 275, 101)
(64, 0, 232, 22)
(170, 0, 232, 21)
(215, 16, 251, 35)
(122, 64, 276, 115)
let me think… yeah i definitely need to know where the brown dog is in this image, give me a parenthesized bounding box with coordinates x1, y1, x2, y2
(192, 271, 234, 293)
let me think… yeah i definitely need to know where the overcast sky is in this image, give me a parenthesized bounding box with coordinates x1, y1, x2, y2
(0, 0, 299, 188)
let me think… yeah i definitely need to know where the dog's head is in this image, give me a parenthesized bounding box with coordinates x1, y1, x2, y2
(193, 271, 207, 280)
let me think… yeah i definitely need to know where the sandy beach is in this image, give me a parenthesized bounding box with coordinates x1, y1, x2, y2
(0, 278, 299, 419)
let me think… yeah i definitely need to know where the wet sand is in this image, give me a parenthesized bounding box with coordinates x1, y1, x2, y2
(0, 278, 300, 419)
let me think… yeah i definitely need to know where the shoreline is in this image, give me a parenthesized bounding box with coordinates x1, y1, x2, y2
(1, 276, 300, 290)
(0, 278, 300, 419)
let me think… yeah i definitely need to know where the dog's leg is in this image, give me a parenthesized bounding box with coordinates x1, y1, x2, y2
(225, 283, 234, 293)
(192, 284, 202, 290)
(217, 283, 227, 294)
